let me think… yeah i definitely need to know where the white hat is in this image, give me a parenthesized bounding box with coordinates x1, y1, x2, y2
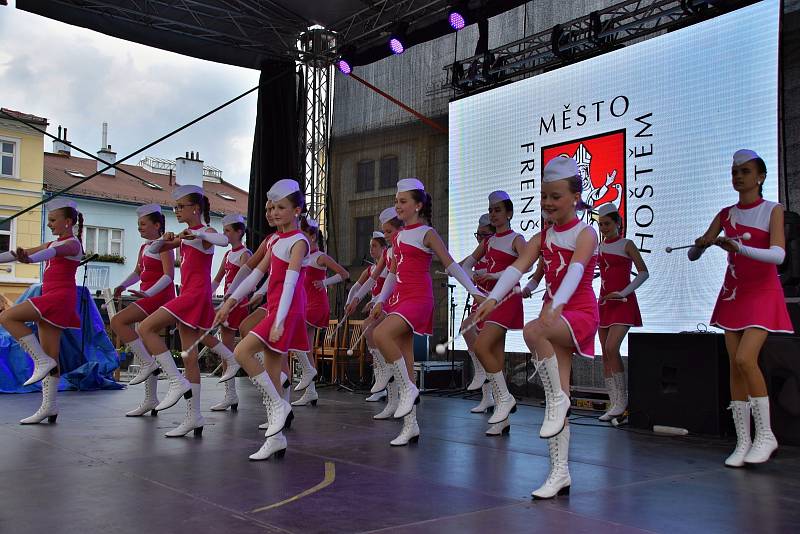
(543, 156, 580, 184)
(488, 190, 510, 204)
(305, 216, 319, 229)
(222, 213, 245, 226)
(397, 177, 425, 193)
(379, 207, 398, 224)
(267, 178, 301, 202)
(136, 203, 162, 217)
(46, 197, 77, 211)
(172, 184, 204, 200)
(733, 149, 760, 167)
(478, 213, 491, 227)
(372, 231, 385, 239)
(597, 203, 618, 217)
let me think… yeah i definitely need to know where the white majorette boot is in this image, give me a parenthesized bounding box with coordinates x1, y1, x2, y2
(532, 425, 571, 499)
(471, 381, 495, 413)
(744, 396, 778, 464)
(291, 381, 319, 406)
(20, 374, 59, 424)
(390, 406, 420, 446)
(260, 372, 293, 430)
(293, 351, 318, 391)
(725, 400, 751, 467)
(250, 432, 288, 461)
(467, 351, 487, 391)
(538, 355, 570, 438)
(210, 378, 239, 411)
(392, 360, 419, 419)
(368, 348, 388, 398)
(165, 383, 204, 437)
(486, 418, 510, 437)
(153, 351, 191, 411)
(487, 371, 516, 424)
(366, 390, 387, 402)
(598, 376, 618, 422)
(375, 379, 399, 420)
(126, 374, 159, 417)
(214, 343, 241, 383)
(18, 333, 58, 386)
(251, 371, 293, 437)
(371, 353, 394, 393)
(127, 338, 161, 385)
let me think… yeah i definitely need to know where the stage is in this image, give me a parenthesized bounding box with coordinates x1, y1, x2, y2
(0, 380, 797, 533)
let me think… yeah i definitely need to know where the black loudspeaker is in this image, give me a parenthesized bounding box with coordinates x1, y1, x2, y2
(628, 333, 733, 437)
(759, 335, 800, 446)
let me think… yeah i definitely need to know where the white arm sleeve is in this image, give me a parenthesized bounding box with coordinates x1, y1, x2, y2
(323, 273, 343, 287)
(142, 274, 173, 297)
(27, 247, 57, 263)
(229, 267, 264, 304)
(523, 275, 540, 294)
(148, 239, 165, 254)
(551, 263, 584, 309)
(353, 277, 377, 302)
(446, 262, 485, 297)
(737, 244, 786, 265)
(687, 246, 706, 261)
(0, 251, 15, 263)
(275, 270, 299, 326)
(619, 271, 649, 298)
(460, 255, 477, 272)
(374, 273, 397, 304)
(346, 282, 362, 304)
(194, 229, 229, 247)
(487, 266, 523, 302)
(117, 271, 140, 289)
(225, 264, 252, 297)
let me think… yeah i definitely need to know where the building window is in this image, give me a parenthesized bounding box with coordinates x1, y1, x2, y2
(1, 140, 16, 177)
(356, 160, 375, 192)
(354, 216, 373, 264)
(379, 156, 398, 189)
(84, 226, 124, 256)
(0, 218, 11, 253)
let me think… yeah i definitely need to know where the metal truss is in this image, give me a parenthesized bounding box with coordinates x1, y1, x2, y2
(446, 0, 758, 95)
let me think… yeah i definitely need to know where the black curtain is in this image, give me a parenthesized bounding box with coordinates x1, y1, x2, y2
(247, 62, 302, 249)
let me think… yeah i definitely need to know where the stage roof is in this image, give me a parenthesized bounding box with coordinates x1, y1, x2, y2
(17, 1, 527, 69)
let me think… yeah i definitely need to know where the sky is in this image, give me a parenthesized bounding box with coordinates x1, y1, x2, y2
(0, 1, 260, 191)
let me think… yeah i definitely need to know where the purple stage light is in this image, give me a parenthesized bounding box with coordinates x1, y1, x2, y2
(448, 12, 466, 31)
(337, 59, 352, 75)
(389, 37, 405, 55)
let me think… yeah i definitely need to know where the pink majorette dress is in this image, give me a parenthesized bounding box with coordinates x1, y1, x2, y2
(710, 198, 793, 333)
(386, 223, 434, 336)
(303, 250, 330, 329)
(470, 247, 491, 316)
(131, 242, 176, 315)
(370, 248, 390, 298)
(222, 245, 252, 329)
(541, 218, 599, 358)
(28, 235, 83, 329)
(161, 225, 215, 329)
(250, 230, 310, 353)
(598, 236, 642, 328)
(257, 232, 280, 311)
(480, 230, 524, 330)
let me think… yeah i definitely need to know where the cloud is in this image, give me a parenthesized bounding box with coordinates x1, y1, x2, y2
(0, 2, 260, 191)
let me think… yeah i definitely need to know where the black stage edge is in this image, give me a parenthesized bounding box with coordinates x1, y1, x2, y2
(2, 378, 800, 533)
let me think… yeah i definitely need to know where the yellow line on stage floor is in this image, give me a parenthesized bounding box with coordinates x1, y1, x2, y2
(251, 461, 336, 513)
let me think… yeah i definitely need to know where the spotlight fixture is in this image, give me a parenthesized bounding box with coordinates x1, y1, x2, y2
(388, 22, 409, 55)
(337, 59, 352, 75)
(448, 1, 468, 31)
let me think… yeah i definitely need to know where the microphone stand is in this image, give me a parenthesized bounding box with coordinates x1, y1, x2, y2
(78, 254, 98, 357)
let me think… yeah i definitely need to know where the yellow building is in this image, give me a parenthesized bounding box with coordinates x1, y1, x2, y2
(0, 108, 46, 301)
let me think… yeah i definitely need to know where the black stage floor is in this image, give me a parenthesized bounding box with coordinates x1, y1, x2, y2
(1, 378, 799, 533)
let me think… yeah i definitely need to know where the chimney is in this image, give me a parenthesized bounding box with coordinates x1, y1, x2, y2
(97, 122, 117, 176)
(52, 125, 71, 156)
(175, 150, 204, 188)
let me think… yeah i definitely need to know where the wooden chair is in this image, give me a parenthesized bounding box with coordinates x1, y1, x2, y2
(313, 319, 340, 383)
(334, 319, 366, 386)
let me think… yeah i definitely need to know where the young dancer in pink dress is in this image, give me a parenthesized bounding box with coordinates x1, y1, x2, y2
(110, 204, 175, 417)
(202, 213, 251, 412)
(137, 185, 230, 437)
(0, 198, 84, 424)
(216, 179, 308, 460)
(476, 156, 599, 499)
(291, 215, 349, 407)
(596, 203, 648, 422)
(463, 192, 527, 437)
(345, 207, 403, 417)
(370, 178, 485, 446)
(690, 149, 792, 467)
